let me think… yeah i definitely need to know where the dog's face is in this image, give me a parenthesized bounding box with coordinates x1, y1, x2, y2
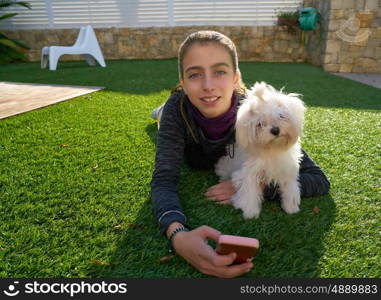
(236, 82, 306, 152)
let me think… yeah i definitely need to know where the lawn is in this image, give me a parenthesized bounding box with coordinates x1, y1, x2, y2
(0, 60, 380, 277)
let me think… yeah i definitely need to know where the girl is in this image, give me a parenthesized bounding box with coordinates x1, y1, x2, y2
(151, 31, 330, 278)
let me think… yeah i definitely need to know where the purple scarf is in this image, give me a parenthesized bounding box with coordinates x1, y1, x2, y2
(189, 95, 238, 140)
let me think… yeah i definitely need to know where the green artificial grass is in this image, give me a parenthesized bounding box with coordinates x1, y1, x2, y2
(0, 60, 380, 278)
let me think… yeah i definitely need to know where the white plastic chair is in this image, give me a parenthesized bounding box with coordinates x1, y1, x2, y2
(41, 25, 106, 71)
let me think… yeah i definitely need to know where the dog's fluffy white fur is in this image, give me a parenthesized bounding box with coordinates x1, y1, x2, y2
(215, 81, 306, 219)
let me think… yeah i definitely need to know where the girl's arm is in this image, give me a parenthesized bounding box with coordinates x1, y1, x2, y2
(263, 149, 330, 200)
(151, 92, 190, 235)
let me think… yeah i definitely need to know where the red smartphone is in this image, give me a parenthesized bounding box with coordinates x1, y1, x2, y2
(216, 234, 259, 264)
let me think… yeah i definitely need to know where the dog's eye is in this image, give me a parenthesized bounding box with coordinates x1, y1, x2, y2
(279, 114, 286, 119)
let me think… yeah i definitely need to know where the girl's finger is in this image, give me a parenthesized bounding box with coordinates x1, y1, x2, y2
(215, 199, 232, 205)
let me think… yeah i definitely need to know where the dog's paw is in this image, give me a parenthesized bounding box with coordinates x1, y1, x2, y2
(242, 207, 260, 219)
(232, 194, 260, 219)
(282, 203, 300, 214)
(280, 181, 301, 214)
(281, 194, 300, 214)
(241, 199, 262, 219)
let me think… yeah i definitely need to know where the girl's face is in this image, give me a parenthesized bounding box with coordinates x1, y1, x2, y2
(180, 43, 239, 118)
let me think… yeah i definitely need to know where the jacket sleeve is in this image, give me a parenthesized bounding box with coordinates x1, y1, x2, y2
(151, 93, 191, 235)
(263, 149, 330, 201)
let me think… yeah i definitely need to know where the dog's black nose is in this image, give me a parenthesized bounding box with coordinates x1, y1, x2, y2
(271, 127, 280, 136)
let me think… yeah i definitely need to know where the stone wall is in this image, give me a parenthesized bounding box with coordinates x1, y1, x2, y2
(304, 0, 381, 73)
(3, 25, 306, 64)
(3, 0, 380, 73)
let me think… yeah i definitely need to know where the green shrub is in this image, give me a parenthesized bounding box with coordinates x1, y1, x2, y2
(0, 0, 31, 64)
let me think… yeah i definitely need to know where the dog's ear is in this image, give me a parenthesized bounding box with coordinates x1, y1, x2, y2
(242, 89, 259, 114)
(236, 120, 251, 150)
(286, 93, 306, 126)
(251, 82, 268, 103)
(236, 100, 257, 150)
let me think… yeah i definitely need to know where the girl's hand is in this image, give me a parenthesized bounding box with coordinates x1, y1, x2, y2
(205, 179, 235, 205)
(171, 225, 253, 278)
(205, 179, 266, 205)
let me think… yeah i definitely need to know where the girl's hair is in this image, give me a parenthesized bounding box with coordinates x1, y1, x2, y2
(173, 30, 246, 95)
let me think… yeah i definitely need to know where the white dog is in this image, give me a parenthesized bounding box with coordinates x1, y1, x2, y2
(215, 82, 306, 219)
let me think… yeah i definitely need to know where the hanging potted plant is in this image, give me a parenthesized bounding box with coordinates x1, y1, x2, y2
(277, 10, 299, 32)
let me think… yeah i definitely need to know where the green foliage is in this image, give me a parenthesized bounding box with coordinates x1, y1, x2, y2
(0, 0, 30, 9)
(0, 0, 31, 64)
(0, 60, 380, 277)
(277, 10, 299, 19)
